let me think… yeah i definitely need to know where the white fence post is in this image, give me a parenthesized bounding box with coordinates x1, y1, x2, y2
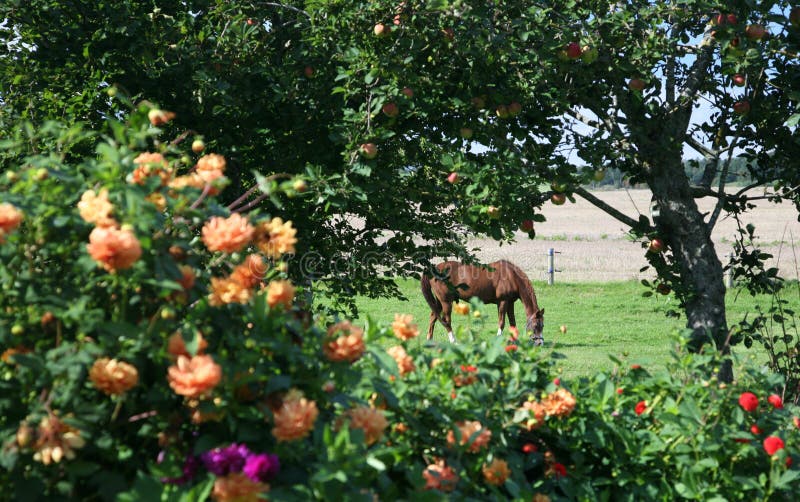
(548, 248, 561, 285)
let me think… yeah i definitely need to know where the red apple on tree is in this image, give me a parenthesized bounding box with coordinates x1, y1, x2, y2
(191, 139, 205, 153)
(495, 105, 510, 119)
(359, 143, 378, 159)
(508, 101, 522, 116)
(727, 13, 738, 25)
(486, 206, 501, 219)
(519, 219, 534, 232)
(447, 172, 459, 184)
(374, 23, 390, 37)
(401, 87, 414, 98)
(745, 24, 766, 40)
(551, 193, 566, 205)
(246, 18, 256, 26)
(565, 42, 582, 59)
(628, 78, 646, 91)
(304, 66, 314, 78)
(593, 169, 606, 182)
(471, 96, 486, 109)
(732, 74, 745, 87)
(648, 238, 665, 253)
(382, 102, 399, 117)
(733, 100, 751, 115)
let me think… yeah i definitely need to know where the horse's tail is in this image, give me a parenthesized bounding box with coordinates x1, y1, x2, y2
(421, 274, 442, 318)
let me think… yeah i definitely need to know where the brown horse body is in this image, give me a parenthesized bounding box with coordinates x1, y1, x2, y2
(421, 260, 544, 344)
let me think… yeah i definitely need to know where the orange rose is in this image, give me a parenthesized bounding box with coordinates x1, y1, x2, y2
(33, 413, 85, 465)
(392, 313, 419, 341)
(542, 388, 576, 418)
(167, 355, 222, 398)
(387, 345, 415, 376)
(201, 213, 255, 254)
(341, 406, 388, 445)
(89, 357, 139, 395)
(453, 302, 470, 315)
(482, 458, 511, 486)
(177, 265, 196, 291)
(132, 152, 171, 185)
(265, 279, 295, 309)
(77, 189, 116, 227)
(520, 400, 547, 430)
(447, 420, 491, 452)
(0, 203, 24, 242)
(167, 331, 208, 359)
(323, 321, 366, 362)
(231, 254, 266, 289)
(255, 217, 297, 259)
(271, 390, 319, 442)
(86, 225, 142, 272)
(211, 472, 269, 502)
(208, 276, 254, 306)
(423, 460, 459, 492)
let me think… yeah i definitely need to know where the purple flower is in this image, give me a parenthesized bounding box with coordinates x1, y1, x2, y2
(243, 453, 280, 483)
(201, 443, 251, 476)
(161, 454, 200, 485)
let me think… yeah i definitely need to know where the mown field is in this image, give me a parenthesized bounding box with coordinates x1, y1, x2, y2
(340, 278, 800, 379)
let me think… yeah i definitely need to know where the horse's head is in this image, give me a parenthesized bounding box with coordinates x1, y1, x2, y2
(526, 308, 545, 346)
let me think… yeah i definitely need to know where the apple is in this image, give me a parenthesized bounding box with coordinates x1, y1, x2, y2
(656, 283, 671, 295)
(191, 139, 205, 153)
(471, 96, 486, 109)
(508, 101, 522, 116)
(495, 104, 510, 119)
(732, 74, 746, 87)
(551, 193, 566, 205)
(745, 23, 766, 40)
(148, 108, 175, 126)
(713, 13, 726, 25)
(293, 179, 308, 193)
(593, 169, 606, 182)
(374, 23, 390, 37)
(733, 100, 751, 115)
(581, 45, 598, 64)
(304, 66, 314, 78)
(519, 219, 534, 232)
(106, 86, 117, 97)
(382, 102, 399, 117)
(727, 13, 738, 25)
(459, 127, 473, 139)
(447, 172, 459, 184)
(628, 78, 646, 91)
(648, 237, 665, 253)
(401, 87, 414, 98)
(791, 7, 800, 27)
(359, 143, 378, 159)
(393, 14, 402, 26)
(486, 206, 501, 219)
(729, 36, 740, 48)
(550, 181, 568, 193)
(560, 325, 567, 334)
(442, 27, 455, 41)
(246, 18, 256, 26)
(565, 42, 582, 59)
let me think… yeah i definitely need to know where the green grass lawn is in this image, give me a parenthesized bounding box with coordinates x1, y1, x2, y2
(334, 279, 799, 379)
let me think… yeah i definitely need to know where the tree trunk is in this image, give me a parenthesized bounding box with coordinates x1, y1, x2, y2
(645, 155, 733, 382)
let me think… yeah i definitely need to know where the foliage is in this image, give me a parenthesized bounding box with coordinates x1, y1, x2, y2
(2, 117, 800, 500)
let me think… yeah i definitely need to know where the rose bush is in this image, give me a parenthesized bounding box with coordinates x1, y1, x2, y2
(2, 115, 800, 500)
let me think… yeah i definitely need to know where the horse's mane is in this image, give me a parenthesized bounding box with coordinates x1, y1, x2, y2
(497, 260, 540, 312)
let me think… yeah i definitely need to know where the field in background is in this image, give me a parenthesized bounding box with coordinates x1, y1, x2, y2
(347, 279, 799, 379)
(470, 188, 800, 283)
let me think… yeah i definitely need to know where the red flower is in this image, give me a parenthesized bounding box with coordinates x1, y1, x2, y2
(630, 364, 642, 370)
(553, 378, 561, 386)
(460, 365, 477, 373)
(794, 416, 800, 429)
(788, 457, 794, 468)
(505, 344, 518, 352)
(550, 463, 567, 478)
(739, 392, 759, 412)
(750, 424, 762, 435)
(635, 401, 647, 416)
(764, 436, 785, 456)
(734, 438, 751, 444)
(616, 387, 624, 395)
(522, 442, 537, 454)
(768, 394, 784, 409)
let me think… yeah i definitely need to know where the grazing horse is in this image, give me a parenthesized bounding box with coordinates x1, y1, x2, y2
(421, 260, 545, 345)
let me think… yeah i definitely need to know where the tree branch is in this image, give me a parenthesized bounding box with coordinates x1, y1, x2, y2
(685, 135, 716, 159)
(574, 186, 652, 231)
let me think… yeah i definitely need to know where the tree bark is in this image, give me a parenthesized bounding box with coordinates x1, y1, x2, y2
(645, 154, 733, 382)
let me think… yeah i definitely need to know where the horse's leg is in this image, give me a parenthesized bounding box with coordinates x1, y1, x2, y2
(496, 301, 507, 337)
(441, 301, 456, 343)
(427, 311, 437, 341)
(507, 302, 519, 340)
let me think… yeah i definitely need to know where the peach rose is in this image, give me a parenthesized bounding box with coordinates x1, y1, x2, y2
(89, 357, 139, 395)
(265, 279, 295, 309)
(447, 420, 491, 452)
(201, 213, 254, 254)
(482, 458, 511, 486)
(86, 225, 142, 272)
(542, 388, 576, 418)
(211, 472, 269, 502)
(271, 390, 319, 442)
(167, 355, 222, 398)
(77, 189, 116, 227)
(452, 302, 470, 315)
(341, 406, 388, 445)
(520, 400, 547, 430)
(208, 276, 254, 306)
(177, 264, 196, 291)
(0, 202, 24, 242)
(33, 413, 86, 465)
(387, 345, 415, 376)
(231, 254, 266, 289)
(392, 313, 419, 341)
(132, 152, 171, 185)
(255, 217, 297, 259)
(323, 321, 366, 362)
(167, 331, 208, 359)
(423, 460, 459, 492)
